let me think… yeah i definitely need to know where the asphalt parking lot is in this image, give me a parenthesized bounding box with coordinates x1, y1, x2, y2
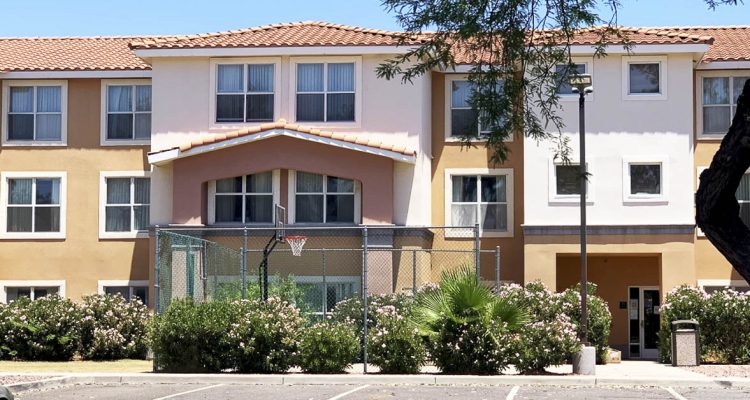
(12, 383, 750, 400)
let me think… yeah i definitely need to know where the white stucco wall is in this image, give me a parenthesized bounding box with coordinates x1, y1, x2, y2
(148, 52, 433, 226)
(524, 53, 696, 226)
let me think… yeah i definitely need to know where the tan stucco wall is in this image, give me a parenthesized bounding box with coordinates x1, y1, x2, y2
(524, 234, 695, 294)
(429, 72, 526, 284)
(694, 141, 744, 282)
(0, 78, 150, 301)
(557, 255, 660, 350)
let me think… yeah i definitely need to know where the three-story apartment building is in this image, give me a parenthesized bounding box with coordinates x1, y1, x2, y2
(1, 21, 749, 359)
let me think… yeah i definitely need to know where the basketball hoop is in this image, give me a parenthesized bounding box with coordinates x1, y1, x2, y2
(286, 235, 307, 257)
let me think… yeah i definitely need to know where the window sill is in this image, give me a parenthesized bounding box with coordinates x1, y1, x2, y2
(622, 196, 668, 205)
(622, 93, 667, 101)
(0, 232, 65, 240)
(697, 134, 725, 141)
(100, 231, 150, 240)
(1, 141, 67, 147)
(101, 140, 151, 147)
(444, 227, 513, 239)
(444, 136, 514, 143)
(292, 120, 361, 129)
(548, 196, 594, 205)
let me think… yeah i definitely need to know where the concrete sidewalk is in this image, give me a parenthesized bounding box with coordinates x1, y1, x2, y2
(4, 360, 750, 393)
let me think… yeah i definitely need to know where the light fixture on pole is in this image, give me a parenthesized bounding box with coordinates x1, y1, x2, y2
(570, 72, 595, 375)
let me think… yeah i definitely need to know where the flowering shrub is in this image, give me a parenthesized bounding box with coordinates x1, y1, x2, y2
(79, 294, 150, 360)
(298, 321, 360, 373)
(150, 299, 237, 372)
(431, 319, 514, 374)
(367, 305, 427, 374)
(512, 315, 580, 374)
(227, 297, 304, 373)
(0, 296, 82, 361)
(660, 285, 750, 364)
(330, 292, 415, 338)
(498, 281, 611, 365)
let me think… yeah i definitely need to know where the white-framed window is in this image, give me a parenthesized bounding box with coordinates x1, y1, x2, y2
(700, 75, 750, 136)
(0, 172, 66, 239)
(548, 160, 593, 204)
(444, 168, 514, 238)
(622, 157, 669, 203)
(98, 280, 149, 306)
(288, 171, 361, 224)
(294, 276, 360, 315)
(2, 80, 68, 146)
(554, 59, 593, 98)
(737, 173, 750, 228)
(100, 80, 151, 145)
(290, 57, 361, 125)
(0, 280, 65, 303)
(444, 75, 507, 139)
(207, 170, 280, 225)
(99, 172, 150, 239)
(209, 58, 281, 128)
(698, 279, 750, 294)
(622, 56, 667, 100)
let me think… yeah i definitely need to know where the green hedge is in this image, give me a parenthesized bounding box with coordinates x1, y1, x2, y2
(660, 285, 750, 364)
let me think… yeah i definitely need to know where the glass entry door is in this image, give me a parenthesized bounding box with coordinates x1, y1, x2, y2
(628, 287, 661, 359)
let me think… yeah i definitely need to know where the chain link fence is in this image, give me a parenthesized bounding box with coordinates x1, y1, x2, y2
(153, 225, 502, 371)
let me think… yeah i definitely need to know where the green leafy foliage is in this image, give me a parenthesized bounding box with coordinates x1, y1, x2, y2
(79, 294, 151, 360)
(213, 274, 314, 314)
(660, 285, 750, 364)
(0, 296, 82, 361)
(512, 315, 580, 374)
(227, 297, 305, 373)
(367, 305, 427, 374)
(330, 292, 416, 338)
(298, 321, 360, 373)
(150, 299, 237, 372)
(414, 266, 525, 374)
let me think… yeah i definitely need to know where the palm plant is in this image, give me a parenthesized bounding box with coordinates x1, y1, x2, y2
(413, 265, 526, 374)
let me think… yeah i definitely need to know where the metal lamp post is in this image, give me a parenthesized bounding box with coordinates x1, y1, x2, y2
(570, 73, 595, 374)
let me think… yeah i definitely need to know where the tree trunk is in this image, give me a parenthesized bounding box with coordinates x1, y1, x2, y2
(696, 80, 750, 283)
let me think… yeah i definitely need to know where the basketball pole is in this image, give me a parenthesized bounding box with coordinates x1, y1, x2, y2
(259, 234, 279, 302)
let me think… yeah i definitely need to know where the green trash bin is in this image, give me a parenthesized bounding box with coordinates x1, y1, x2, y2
(671, 320, 700, 367)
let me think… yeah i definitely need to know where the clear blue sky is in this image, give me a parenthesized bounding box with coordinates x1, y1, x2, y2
(0, 0, 748, 37)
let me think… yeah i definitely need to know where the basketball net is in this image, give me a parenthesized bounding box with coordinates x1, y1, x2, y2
(285, 235, 307, 257)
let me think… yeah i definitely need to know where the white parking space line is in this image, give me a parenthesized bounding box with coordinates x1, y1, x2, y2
(506, 385, 520, 400)
(663, 386, 688, 400)
(152, 384, 225, 400)
(327, 384, 371, 400)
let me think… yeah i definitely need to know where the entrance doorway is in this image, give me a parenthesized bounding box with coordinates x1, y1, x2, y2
(628, 286, 660, 359)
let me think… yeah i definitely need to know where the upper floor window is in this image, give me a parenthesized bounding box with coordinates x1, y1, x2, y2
(549, 162, 591, 204)
(296, 62, 355, 122)
(105, 84, 151, 142)
(622, 157, 667, 203)
(555, 63, 587, 95)
(449, 79, 504, 137)
(445, 168, 514, 237)
(217, 64, 275, 123)
(1, 172, 66, 239)
(2, 81, 67, 145)
(292, 171, 359, 224)
(104, 177, 150, 233)
(210, 171, 277, 224)
(622, 57, 666, 100)
(703, 76, 750, 135)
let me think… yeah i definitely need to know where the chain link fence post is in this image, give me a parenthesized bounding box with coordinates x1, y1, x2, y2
(495, 246, 501, 292)
(153, 225, 160, 314)
(412, 249, 417, 294)
(241, 227, 248, 300)
(474, 223, 481, 281)
(362, 226, 369, 374)
(322, 249, 328, 315)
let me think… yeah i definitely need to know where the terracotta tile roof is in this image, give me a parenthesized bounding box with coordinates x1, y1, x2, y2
(0, 36, 163, 72)
(149, 119, 416, 159)
(452, 26, 714, 64)
(653, 26, 750, 62)
(130, 21, 422, 49)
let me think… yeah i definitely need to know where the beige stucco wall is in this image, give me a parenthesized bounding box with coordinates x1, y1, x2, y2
(429, 72, 526, 284)
(524, 234, 695, 294)
(0, 78, 150, 302)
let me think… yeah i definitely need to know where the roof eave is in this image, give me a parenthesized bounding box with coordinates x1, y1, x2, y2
(148, 129, 417, 166)
(133, 45, 416, 59)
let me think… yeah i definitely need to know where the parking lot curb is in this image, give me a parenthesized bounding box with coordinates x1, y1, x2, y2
(8, 372, 750, 392)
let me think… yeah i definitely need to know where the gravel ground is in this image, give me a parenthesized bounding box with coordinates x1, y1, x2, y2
(682, 365, 750, 378)
(0, 375, 54, 386)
